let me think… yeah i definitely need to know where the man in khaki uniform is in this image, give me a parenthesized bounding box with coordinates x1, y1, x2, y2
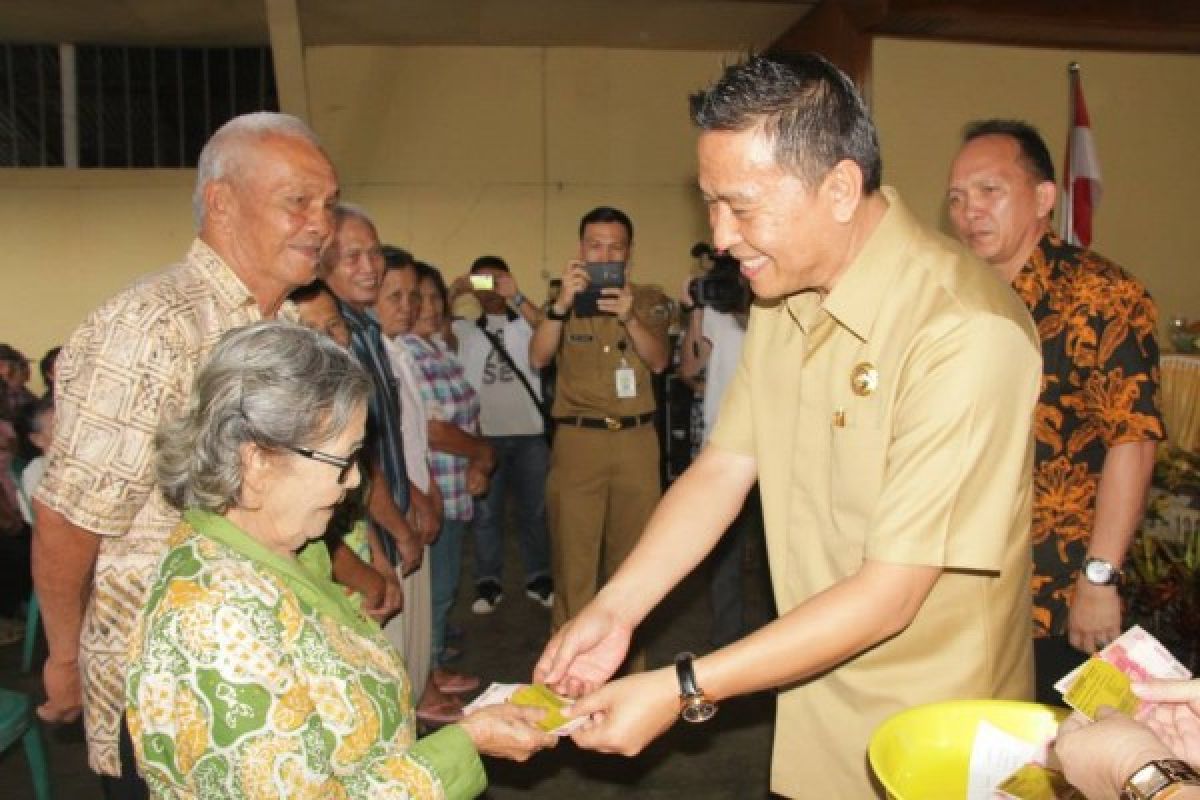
(529, 207, 670, 633)
(535, 54, 1041, 797)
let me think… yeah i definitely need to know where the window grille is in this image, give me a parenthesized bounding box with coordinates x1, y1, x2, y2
(0, 43, 277, 168)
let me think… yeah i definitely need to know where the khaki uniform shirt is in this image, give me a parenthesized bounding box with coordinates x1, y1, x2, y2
(551, 285, 670, 418)
(36, 239, 294, 775)
(710, 189, 1040, 797)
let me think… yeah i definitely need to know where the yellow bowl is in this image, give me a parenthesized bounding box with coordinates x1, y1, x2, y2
(868, 699, 1069, 799)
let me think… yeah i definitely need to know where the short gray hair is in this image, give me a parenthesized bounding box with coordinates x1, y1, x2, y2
(156, 321, 371, 513)
(192, 112, 323, 229)
(318, 202, 379, 275)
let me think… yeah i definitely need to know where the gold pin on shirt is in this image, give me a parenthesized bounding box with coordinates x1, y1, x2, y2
(851, 362, 879, 397)
(832, 409, 846, 427)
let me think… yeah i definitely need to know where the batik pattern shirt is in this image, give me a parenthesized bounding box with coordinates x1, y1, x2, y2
(403, 335, 480, 521)
(35, 239, 294, 775)
(127, 517, 485, 799)
(1016, 233, 1165, 636)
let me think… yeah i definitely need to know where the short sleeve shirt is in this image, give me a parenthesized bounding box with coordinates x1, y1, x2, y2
(710, 189, 1041, 797)
(1016, 233, 1165, 636)
(404, 334, 480, 521)
(551, 285, 670, 418)
(35, 239, 292, 776)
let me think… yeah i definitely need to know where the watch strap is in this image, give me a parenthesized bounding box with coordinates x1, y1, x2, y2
(675, 651, 700, 697)
(1122, 759, 1200, 800)
(546, 304, 570, 321)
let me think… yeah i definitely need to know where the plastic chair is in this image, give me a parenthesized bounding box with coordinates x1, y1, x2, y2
(0, 688, 51, 800)
(22, 592, 40, 672)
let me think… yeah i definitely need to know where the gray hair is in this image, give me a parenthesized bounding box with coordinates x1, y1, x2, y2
(318, 202, 379, 275)
(156, 320, 371, 513)
(192, 112, 323, 229)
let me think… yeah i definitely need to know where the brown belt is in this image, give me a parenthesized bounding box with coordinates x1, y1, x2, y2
(553, 412, 656, 432)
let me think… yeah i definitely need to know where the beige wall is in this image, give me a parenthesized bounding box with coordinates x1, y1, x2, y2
(872, 37, 1200, 327)
(0, 170, 195, 391)
(308, 45, 727, 302)
(0, 46, 730, 386)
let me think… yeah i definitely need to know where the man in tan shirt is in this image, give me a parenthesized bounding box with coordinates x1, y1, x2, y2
(536, 54, 1041, 797)
(33, 113, 340, 795)
(529, 207, 670, 636)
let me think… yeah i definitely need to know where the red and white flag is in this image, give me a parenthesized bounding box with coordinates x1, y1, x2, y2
(1060, 63, 1102, 247)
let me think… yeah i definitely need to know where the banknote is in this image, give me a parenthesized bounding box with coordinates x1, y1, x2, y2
(462, 682, 586, 735)
(1061, 657, 1139, 719)
(1053, 625, 1190, 697)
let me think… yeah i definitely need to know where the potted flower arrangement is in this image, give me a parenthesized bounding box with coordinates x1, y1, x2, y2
(1124, 445, 1200, 671)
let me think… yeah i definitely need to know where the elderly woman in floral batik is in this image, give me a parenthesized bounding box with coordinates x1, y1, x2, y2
(126, 321, 554, 799)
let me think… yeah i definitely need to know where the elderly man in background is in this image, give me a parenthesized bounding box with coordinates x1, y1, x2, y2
(947, 119, 1164, 703)
(32, 112, 340, 798)
(321, 208, 474, 723)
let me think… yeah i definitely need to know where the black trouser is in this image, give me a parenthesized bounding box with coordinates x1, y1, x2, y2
(1034, 635, 1089, 706)
(100, 714, 148, 800)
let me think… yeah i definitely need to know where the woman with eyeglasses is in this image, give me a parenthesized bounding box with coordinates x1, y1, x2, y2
(125, 321, 554, 799)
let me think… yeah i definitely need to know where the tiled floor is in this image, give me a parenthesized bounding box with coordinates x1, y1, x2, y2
(0, 525, 779, 798)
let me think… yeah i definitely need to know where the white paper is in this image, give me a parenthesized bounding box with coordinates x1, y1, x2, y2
(967, 721, 1042, 800)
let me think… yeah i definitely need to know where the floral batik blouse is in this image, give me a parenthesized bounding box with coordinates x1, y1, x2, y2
(126, 509, 486, 799)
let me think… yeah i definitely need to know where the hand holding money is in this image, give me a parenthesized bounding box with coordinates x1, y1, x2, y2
(458, 701, 559, 761)
(464, 682, 587, 736)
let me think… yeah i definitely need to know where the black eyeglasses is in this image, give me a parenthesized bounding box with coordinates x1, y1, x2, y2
(283, 444, 361, 484)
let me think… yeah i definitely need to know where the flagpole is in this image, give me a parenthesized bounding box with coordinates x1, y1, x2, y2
(1060, 62, 1079, 241)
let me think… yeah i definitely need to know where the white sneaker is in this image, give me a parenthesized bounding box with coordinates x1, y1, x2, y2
(472, 580, 503, 614)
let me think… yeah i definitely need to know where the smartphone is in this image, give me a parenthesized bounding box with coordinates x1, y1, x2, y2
(469, 274, 495, 291)
(573, 261, 626, 317)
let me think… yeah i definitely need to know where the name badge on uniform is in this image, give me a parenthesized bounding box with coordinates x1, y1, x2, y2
(615, 365, 637, 398)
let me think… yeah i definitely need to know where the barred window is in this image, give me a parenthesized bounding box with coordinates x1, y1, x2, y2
(0, 43, 277, 168)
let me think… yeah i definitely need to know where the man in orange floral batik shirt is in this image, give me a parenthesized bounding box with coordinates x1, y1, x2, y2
(948, 119, 1165, 703)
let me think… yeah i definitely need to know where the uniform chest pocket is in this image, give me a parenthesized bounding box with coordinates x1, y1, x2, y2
(829, 424, 888, 547)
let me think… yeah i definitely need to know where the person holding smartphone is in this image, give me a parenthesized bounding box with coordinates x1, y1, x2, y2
(529, 207, 670, 670)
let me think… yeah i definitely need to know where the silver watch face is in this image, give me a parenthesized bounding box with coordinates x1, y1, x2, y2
(681, 696, 717, 723)
(1084, 558, 1117, 585)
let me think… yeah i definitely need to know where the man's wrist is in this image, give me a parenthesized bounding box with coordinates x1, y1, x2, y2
(511, 291, 526, 308)
(546, 304, 570, 321)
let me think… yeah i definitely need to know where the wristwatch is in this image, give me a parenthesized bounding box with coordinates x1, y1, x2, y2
(1121, 759, 1200, 799)
(674, 652, 717, 723)
(511, 291, 526, 308)
(545, 304, 570, 321)
(1083, 556, 1122, 586)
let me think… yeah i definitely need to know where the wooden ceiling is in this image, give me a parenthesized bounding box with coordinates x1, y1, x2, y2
(0, 0, 818, 51)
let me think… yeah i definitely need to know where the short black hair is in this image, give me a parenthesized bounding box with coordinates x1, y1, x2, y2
(470, 255, 510, 273)
(579, 206, 634, 243)
(690, 53, 882, 192)
(0, 343, 26, 366)
(414, 261, 449, 310)
(288, 278, 335, 305)
(39, 346, 60, 386)
(963, 119, 1056, 184)
(382, 245, 415, 270)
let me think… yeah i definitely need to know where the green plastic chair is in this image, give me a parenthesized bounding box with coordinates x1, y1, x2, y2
(22, 592, 40, 672)
(0, 688, 51, 800)
(15, 477, 42, 673)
